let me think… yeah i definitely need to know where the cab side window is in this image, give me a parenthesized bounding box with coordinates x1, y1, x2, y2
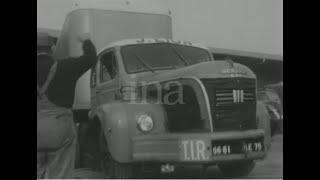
(100, 51, 118, 83)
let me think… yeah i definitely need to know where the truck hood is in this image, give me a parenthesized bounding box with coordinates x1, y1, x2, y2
(126, 61, 256, 84)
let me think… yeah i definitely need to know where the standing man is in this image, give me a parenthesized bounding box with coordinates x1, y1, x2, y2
(37, 33, 97, 179)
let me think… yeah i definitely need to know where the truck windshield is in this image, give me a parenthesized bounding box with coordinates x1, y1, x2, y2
(121, 43, 211, 73)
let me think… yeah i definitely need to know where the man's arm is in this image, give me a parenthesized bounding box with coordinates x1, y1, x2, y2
(58, 39, 98, 81)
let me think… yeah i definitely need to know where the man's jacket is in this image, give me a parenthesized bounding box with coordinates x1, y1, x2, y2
(46, 39, 97, 108)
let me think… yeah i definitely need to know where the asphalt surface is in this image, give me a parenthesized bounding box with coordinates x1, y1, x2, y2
(73, 134, 283, 179)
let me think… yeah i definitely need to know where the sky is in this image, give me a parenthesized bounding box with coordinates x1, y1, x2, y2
(37, 0, 283, 55)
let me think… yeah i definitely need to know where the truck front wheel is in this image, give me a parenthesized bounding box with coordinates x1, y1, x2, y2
(218, 160, 255, 178)
(102, 154, 134, 179)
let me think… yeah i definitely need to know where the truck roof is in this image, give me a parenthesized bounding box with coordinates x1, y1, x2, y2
(72, 0, 171, 16)
(101, 38, 209, 53)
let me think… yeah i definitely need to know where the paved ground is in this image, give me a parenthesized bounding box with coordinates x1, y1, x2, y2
(73, 134, 283, 179)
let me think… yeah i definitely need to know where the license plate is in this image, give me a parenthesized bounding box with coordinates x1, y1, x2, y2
(179, 138, 264, 161)
(211, 138, 264, 156)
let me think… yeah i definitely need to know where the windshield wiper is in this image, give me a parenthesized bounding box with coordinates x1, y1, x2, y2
(128, 50, 155, 73)
(169, 44, 189, 66)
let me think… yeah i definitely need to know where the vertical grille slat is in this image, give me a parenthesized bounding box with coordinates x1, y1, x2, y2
(201, 78, 257, 131)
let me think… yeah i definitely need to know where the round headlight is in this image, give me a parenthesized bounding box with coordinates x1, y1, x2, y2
(137, 114, 154, 132)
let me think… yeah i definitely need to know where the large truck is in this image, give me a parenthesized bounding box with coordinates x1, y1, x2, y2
(54, 0, 270, 178)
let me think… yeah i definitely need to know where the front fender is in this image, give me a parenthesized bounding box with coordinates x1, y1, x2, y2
(95, 101, 166, 163)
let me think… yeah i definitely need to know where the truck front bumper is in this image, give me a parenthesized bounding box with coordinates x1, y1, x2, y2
(132, 129, 266, 164)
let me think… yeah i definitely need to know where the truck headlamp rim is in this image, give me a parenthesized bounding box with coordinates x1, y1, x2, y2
(137, 114, 154, 132)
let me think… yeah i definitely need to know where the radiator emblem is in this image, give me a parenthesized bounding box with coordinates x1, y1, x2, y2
(233, 90, 244, 103)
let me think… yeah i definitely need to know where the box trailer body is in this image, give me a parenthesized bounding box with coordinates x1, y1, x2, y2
(54, 8, 172, 109)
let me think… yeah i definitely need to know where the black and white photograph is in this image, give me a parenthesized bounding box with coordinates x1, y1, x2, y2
(37, 0, 283, 179)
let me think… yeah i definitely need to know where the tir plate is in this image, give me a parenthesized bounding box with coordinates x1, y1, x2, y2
(180, 139, 211, 161)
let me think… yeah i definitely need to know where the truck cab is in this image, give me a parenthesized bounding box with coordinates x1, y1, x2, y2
(88, 38, 268, 178)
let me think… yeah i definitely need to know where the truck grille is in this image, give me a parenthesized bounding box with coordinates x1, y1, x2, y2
(201, 78, 257, 131)
(215, 89, 255, 106)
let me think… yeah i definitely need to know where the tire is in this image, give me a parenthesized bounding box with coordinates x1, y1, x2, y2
(270, 120, 278, 137)
(278, 118, 283, 134)
(109, 159, 134, 179)
(257, 101, 272, 150)
(218, 160, 255, 178)
(99, 133, 135, 178)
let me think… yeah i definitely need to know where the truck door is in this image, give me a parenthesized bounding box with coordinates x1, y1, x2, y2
(96, 49, 120, 104)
